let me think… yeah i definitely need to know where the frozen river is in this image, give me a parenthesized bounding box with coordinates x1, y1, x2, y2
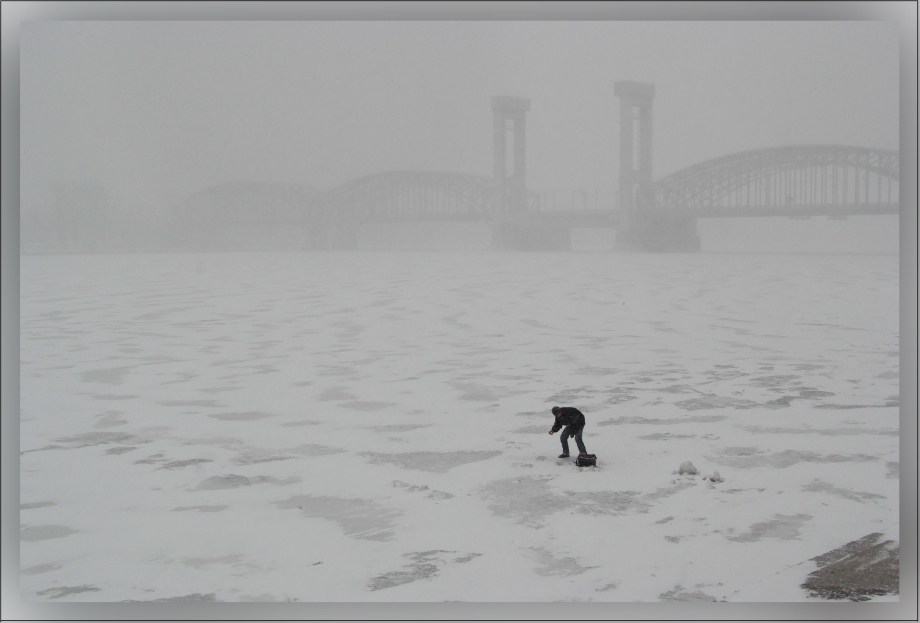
(20, 250, 899, 602)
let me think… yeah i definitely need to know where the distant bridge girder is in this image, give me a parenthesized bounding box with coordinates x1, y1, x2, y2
(652, 145, 900, 215)
(320, 170, 497, 222)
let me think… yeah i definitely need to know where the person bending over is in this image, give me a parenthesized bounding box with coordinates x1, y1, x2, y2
(548, 405, 588, 458)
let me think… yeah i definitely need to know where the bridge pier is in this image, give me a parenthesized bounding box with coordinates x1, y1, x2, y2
(491, 219, 570, 251)
(320, 218, 359, 250)
(613, 80, 700, 253)
(621, 215, 700, 252)
(614, 81, 657, 252)
(490, 95, 560, 251)
(303, 224, 328, 250)
(301, 208, 359, 250)
(492, 96, 530, 212)
(303, 209, 331, 250)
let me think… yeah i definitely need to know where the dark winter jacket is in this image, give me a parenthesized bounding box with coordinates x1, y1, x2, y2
(550, 407, 586, 433)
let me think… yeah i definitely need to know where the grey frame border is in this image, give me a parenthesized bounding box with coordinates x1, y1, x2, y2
(2, 1, 916, 621)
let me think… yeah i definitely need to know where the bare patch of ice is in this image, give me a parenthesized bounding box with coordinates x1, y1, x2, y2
(480, 476, 572, 527)
(452, 383, 500, 402)
(814, 403, 894, 410)
(198, 386, 242, 394)
(514, 425, 551, 434)
(194, 474, 250, 490)
(160, 459, 212, 470)
(130, 593, 217, 602)
(575, 367, 618, 376)
(604, 394, 638, 405)
(711, 448, 876, 469)
(653, 384, 698, 394)
(726, 513, 812, 542)
(531, 547, 598, 576)
(318, 387, 357, 401)
(37, 585, 100, 600)
(178, 554, 247, 569)
(105, 446, 137, 454)
(885, 462, 898, 479)
(238, 593, 278, 602)
(286, 444, 344, 457)
(340, 401, 396, 411)
(801, 480, 886, 503)
(173, 505, 228, 512)
(598, 415, 726, 427)
(22, 563, 62, 575)
(54, 432, 137, 447)
(362, 450, 501, 473)
(480, 476, 653, 527)
(368, 550, 481, 591)
(370, 424, 430, 433)
(674, 395, 759, 410)
(797, 389, 836, 399)
(392, 480, 429, 493)
(546, 387, 593, 403)
(162, 399, 223, 407)
(639, 433, 696, 440)
(21, 525, 78, 541)
(93, 411, 126, 428)
(133, 453, 166, 465)
(747, 375, 800, 388)
(80, 367, 132, 384)
(20, 501, 56, 510)
(207, 411, 275, 421)
(742, 426, 897, 437)
(659, 585, 717, 602)
(276, 494, 400, 541)
(194, 474, 300, 490)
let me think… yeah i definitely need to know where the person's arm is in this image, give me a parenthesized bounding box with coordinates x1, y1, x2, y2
(549, 418, 562, 434)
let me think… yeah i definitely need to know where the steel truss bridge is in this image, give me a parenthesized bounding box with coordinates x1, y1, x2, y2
(651, 144, 900, 218)
(316, 170, 539, 223)
(318, 145, 899, 226)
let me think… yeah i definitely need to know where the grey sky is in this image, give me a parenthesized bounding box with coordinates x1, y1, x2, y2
(21, 20, 899, 211)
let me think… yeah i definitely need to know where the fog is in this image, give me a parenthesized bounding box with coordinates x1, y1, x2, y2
(20, 21, 899, 252)
(17, 17, 906, 606)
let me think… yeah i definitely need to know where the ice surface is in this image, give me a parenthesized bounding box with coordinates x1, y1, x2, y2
(19, 251, 899, 602)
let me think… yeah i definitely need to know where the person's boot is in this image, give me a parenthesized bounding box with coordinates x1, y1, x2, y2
(558, 453, 569, 458)
(578, 452, 589, 458)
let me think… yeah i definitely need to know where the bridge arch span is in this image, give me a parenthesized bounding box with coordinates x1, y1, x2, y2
(653, 145, 899, 216)
(320, 170, 496, 222)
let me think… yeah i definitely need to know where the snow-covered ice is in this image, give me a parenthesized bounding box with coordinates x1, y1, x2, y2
(19, 250, 899, 602)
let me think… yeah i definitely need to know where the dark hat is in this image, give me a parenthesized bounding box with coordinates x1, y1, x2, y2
(551, 406, 561, 415)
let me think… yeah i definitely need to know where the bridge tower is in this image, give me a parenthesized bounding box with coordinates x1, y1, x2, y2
(614, 81, 699, 251)
(491, 96, 530, 212)
(490, 96, 569, 250)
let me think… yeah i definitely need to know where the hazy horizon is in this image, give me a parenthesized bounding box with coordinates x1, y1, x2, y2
(21, 21, 899, 213)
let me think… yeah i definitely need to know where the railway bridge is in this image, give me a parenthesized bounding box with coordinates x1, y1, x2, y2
(308, 84, 899, 251)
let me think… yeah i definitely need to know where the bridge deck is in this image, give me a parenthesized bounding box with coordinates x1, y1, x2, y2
(651, 203, 900, 218)
(360, 204, 899, 225)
